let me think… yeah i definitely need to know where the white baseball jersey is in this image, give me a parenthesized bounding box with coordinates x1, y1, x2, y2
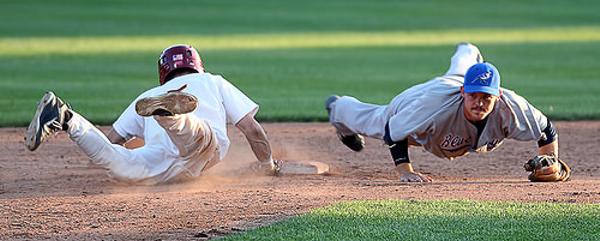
(113, 73, 258, 160)
(330, 75, 548, 160)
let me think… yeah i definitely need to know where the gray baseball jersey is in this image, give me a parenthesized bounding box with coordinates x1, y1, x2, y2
(386, 76, 547, 159)
(329, 75, 548, 160)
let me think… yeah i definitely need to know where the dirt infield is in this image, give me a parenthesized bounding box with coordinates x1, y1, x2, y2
(2, 122, 600, 240)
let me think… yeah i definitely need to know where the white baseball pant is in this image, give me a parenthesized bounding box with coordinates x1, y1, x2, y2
(67, 112, 219, 184)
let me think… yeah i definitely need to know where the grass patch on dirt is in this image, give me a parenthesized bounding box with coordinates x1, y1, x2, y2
(223, 200, 600, 241)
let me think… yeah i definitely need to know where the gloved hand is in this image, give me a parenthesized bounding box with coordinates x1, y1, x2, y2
(524, 155, 571, 182)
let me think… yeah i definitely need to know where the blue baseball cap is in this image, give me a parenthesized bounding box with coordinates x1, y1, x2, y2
(463, 62, 501, 96)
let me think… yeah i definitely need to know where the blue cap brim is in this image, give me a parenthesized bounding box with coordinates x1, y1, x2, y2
(464, 85, 500, 96)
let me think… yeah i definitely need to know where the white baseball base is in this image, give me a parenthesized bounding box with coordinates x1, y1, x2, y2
(278, 160, 329, 175)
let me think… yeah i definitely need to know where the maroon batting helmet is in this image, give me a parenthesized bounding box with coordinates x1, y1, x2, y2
(158, 44, 204, 85)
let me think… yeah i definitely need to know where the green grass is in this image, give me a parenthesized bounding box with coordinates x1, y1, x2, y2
(2, 0, 597, 37)
(3, 26, 600, 56)
(222, 200, 600, 241)
(1, 0, 599, 126)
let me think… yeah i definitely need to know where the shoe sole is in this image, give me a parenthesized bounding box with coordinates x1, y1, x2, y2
(25, 92, 55, 151)
(135, 92, 198, 116)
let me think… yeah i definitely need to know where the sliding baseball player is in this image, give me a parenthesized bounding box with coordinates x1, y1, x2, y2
(25, 44, 279, 184)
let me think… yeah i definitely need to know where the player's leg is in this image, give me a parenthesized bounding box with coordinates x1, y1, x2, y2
(445, 42, 484, 77)
(326, 95, 388, 152)
(25, 92, 185, 184)
(136, 91, 220, 181)
(67, 111, 166, 183)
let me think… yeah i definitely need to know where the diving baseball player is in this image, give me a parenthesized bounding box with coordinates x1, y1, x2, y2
(25, 44, 279, 184)
(326, 43, 570, 183)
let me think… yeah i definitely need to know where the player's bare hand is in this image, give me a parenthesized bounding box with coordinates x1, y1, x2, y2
(395, 163, 432, 182)
(253, 159, 281, 176)
(399, 172, 432, 182)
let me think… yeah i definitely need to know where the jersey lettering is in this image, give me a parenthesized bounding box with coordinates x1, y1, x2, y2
(440, 133, 472, 151)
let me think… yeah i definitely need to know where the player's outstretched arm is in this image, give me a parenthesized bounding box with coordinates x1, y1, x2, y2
(235, 113, 279, 174)
(525, 131, 570, 182)
(383, 122, 432, 182)
(538, 140, 558, 157)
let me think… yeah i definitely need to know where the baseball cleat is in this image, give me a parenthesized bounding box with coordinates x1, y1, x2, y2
(338, 132, 365, 152)
(25, 91, 71, 151)
(445, 42, 484, 77)
(325, 95, 365, 152)
(456, 42, 483, 64)
(135, 91, 198, 117)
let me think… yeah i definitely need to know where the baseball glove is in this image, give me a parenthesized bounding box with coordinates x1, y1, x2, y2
(523, 155, 571, 182)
